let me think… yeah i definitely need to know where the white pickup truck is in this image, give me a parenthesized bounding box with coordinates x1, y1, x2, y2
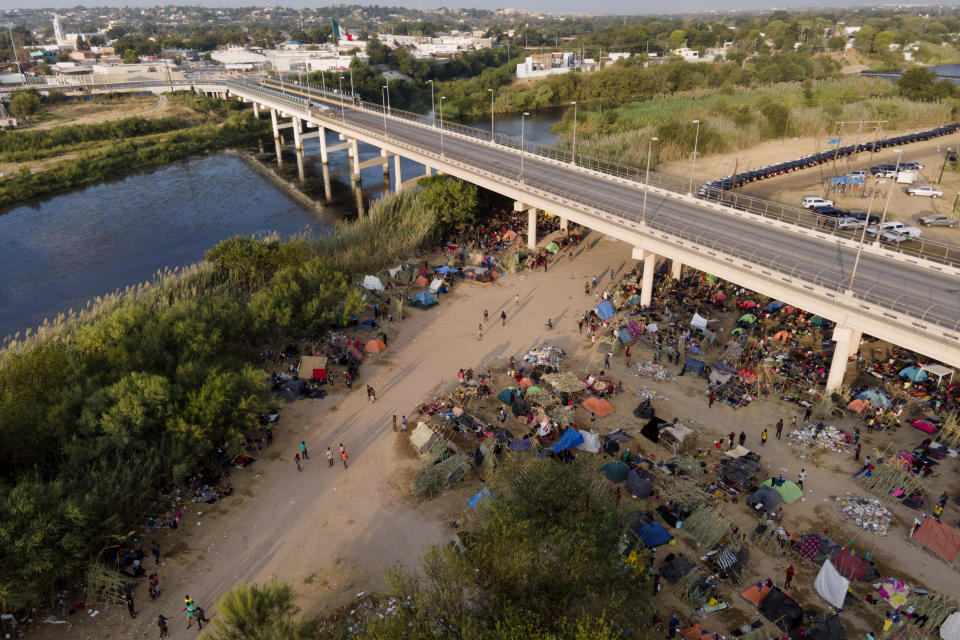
(865, 221, 922, 240)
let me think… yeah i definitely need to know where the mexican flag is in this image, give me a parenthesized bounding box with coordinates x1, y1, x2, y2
(332, 19, 353, 41)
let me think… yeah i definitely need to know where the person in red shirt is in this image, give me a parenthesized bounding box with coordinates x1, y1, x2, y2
(785, 565, 795, 589)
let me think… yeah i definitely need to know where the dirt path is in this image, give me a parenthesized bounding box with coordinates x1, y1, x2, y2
(24, 232, 960, 639)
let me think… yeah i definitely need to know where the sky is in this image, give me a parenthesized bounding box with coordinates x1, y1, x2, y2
(5, 0, 893, 14)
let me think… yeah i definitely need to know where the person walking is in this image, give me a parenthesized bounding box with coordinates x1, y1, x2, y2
(401, 416, 408, 430)
(761, 429, 768, 446)
(709, 391, 715, 408)
(149, 573, 160, 599)
(327, 447, 334, 467)
(157, 614, 169, 638)
(195, 606, 208, 630)
(125, 592, 137, 618)
(727, 432, 735, 448)
(798, 469, 806, 491)
(804, 405, 813, 422)
(478, 323, 483, 339)
(853, 456, 873, 478)
(578, 318, 584, 334)
(854, 443, 861, 461)
(501, 310, 507, 327)
(392, 415, 397, 432)
(609, 268, 615, 281)
(514, 294, 520, 305)
(340, 444, 349, 469)
(776, 418, 784, 439)
(300, 441, 309, 460)
(185, 604, 197, 629)
(625, 346, 631, 366)
(366, 385, 376, 403)
(785, 564, 795, 589)
(739, 431, 746, 446)
(295, 453, 301, 472)
(151, 541, 160, 565)
(483, 309, 489, 323)
(604, 352, 611, 370)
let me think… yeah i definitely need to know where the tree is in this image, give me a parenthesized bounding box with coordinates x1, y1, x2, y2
(854, 25, 877, 52)
(897, 66, 954, 101)
(872, 30, 896, 53)
(122, 48, 139, 64)
(418, 175, 480, 228)
(206, 580, 312, 640)
(8, 90, 42, 121)
(106, 25, 127, 40)
(357, 457, 653, 638)
(669, 29, 687, 48)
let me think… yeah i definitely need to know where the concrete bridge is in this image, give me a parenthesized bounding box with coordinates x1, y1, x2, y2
(28, 76, 960, 390)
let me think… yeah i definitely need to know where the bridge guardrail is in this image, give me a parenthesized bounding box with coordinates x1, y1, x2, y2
(282, 93, 960, 339)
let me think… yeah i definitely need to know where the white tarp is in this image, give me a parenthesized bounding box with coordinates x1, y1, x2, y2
(646, 322, 658, 333)
(576, 430, 601, 453)
(429, 278, 444, 293)
(813, 559, 849, 610)
(725, 445, 752, 459)
(388, 265, 404, 278)
(362, 275, 384, 291)
(691, 313, 708, 330)
(941, 612, 960, 640)
(926, 364, 954, 384)
(410, 422, 438, 454)
(709, 370, 732, 385)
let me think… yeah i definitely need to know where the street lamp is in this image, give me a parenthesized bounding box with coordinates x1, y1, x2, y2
(488, 88, 495, 141)
(570, 101, 578, 166)
(642, 136, 659, 224)
(349, 66, 355, 100)
(427, 79, 435, 126)
(874, 148, 903, 246)
(689, 119, 701, 195)
(520, 111, 530, 181)
(848, 180, 879, 291)
(383, 83, 391, 113)
(439, 96, 447, 156)
(338, 76, 344, 119)
(381, 86, 388, 137)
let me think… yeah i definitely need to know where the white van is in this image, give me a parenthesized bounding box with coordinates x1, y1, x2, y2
(801, 196, 834, 209)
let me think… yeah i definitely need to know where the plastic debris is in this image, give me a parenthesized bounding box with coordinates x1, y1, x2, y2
(632, 361, 675, 381)
(837, 493, 894, 535)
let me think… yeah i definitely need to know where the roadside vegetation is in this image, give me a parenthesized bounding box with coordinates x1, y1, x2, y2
(0, 186, 456, 612)
(0, 92, 267, 207)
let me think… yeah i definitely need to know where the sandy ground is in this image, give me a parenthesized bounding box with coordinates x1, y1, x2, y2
(20, 227, 960, 640)
(32, 95, 177, 131)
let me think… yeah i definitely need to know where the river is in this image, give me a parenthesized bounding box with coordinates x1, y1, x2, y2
(0, 113, 559, 340)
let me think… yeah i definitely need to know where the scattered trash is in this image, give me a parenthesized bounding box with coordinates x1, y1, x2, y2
(787, 424, 850, 454)
(632, 361, 675, 381)
(634, 386, 666, 401)
(838, 493, 894, 535)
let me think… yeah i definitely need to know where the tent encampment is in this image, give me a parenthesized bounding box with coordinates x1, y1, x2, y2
(411, 291, 438, 307)
(498, 387, 520, 404)
(912, 516, 960, 563)
(813, 560, 850, 609)
(761, 478, 804, 504)
(941, 612, 960, 640)
(410, 422, 439, 454)
(759, 587, 804, 630)
(581, 396, 615, 417)
(832, 547, 875, 581)
(545, 428, 584, 453)
(298, 355, 328, 381)
(641, 416, 667, 443)
(748, 486, 782, 512)
(807, 615, 846, 640)
(364, 339, 386, 353)
(636, 521, 672, 547)
(900, 366, 928, 382)
(577, 430, 601, 453)
(601, 460, 629, 483)
(362, 275, 384, 291)
(741, 583, 771, 607)
(545, 241, 560, 254)
(662, 555, 696, 583)
(594, 300, 616, 320)
(469, 487, 493, 509)
(681, 624, 713, 640)
(626, 469, 652, 498)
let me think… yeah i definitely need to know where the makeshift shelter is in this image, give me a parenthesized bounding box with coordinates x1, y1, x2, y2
(814, 560, 850, 609)
(684, 357, 706, 375)
(415, 274, 429, 287)
(411, 291, 438, 307)
(594, 300, 616, 320)
(797, 534, 842, 566)
(761, 478, 804, 504)
(601, 460, 629, 483)
(524, 385, 544, 396)
(545, 428, 584, 453)
(663, 421, 697, 453)
(900, 366, 928, 382)
(738, 313, 757, 324)
(941, 612, 960, 640)
(410, 422, 439, 454)
(807, 615, 846, 640)
(691, 313, 709, 330)
(913, 419, 938, 434)
(714, 546, 750, 582)
(497, 387, 520, 404)
(641, 416, 667, 443)
(469, 487, 493, 509)
(925, 364, 954, 386)
(748, 486, 782, 512)
(581, 396, 614, 417)
(636, 521, 672, 547)
(759, 587, 804, 631)
(831, 547, 874, 581)
(429, 278, 446, 294)
(912, 516, 960, 563)
(662, 555, 697, 583)
(741, 583, 772, 607)
(725, 445, 753, 459)
(681, 624, 713, 640)
(877, 578, 910, 609)
(854, 389, 892, 409)
(362, 275, 384, 291)
(766, 301, 786, 312)
(364, 339, 386, 353)
(298, 355, 328, 382)
(544, 241, 560, 253)
(626, 469, 653, 498)
(577, 430, 601, 453)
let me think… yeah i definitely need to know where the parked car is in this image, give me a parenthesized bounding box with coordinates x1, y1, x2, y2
(901, 161, 925, 170)
(802, 196, 834, 209)
(880, 230, 918, 244)
(917, 213, 959, 227)
(865, 221, 922, 239)
(849, 170, 868, 179)
(812, 206, 847, 217)
(906, 185, 944, 197)
(831, 217, 866, 230)
(846, 210, 880, 225)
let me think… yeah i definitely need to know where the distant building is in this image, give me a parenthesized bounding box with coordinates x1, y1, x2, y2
(516, 52, 576, 79)
(670, 48, 701, 60)
(210, 47, 267, 70)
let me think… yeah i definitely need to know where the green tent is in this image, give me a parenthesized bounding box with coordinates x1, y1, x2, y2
(544, 241, 560, 254)
(525, 385, 544, 395)
(705, 274, 718, 283)
(761, 478, 804, 504)
(811, 316, 828, 326)
(738, 313, 757, 324)
(731, 328, 744, 335)
(627, 295, 642, 306)
(601, 460, 629, 483)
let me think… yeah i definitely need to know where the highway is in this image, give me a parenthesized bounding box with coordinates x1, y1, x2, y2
(241, 80, 960, 342)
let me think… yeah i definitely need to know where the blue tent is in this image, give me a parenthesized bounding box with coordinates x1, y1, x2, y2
(594, 300, 616, 320)
(601, 460, 629, 483)
(509, 439, 532, 451)
(636, 521, 672, 547)
(498, 387, 519, 403)
(899, 366, 928, 382)
(618, 328, 634, 344)
(545, 428, 584, 453)
(766, 301, 786, 312)
(412, 291, 438, 306)
(855, 389, 892, 409)
(435, 266, 458, 274)
(469, 487, 494, 509)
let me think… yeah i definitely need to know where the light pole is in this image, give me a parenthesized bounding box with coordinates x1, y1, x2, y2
(520, 111, 530, 181)
(427, 79, 435, 126)
(689, 119, 701, 195)
(874, 148, 902, 246)
(570, 101, 578, 166)
(384, 82, 391, 113)
(320, 71, 325, 94)
(338, 76, 344, 119)
(642, 136, 658, 224)
(848, 180, 879, 290)
(488, 88, 494, 141)
(381, 86, 388, 137)
(439, 96, 447, 156)
(349, 66, 355, 101)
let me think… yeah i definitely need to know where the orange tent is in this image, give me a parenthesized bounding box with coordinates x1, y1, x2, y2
(846, 398, 870, 414)
(415, 275, 429, 287)
(741, 583, 771, 607)
(581, 396, 614, 417)
(773, 330, 791, 342)
(681, 625, 713, 640)
(364, 339, 386, 353)
(913, 516, 960, 563)
(518, 377, 535, 390)
(502, 230, 518, 243)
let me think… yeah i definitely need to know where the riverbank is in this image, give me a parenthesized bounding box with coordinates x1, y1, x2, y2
(234, 147, 332, 216)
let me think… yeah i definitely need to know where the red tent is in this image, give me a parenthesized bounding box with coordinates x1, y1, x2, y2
(832, 547, 869, 580)
(913, 516, 960, 563)
(581, 396, 614, 417)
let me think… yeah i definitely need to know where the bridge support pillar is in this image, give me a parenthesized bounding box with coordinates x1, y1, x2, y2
(318, 127, 329, 164)
(270, 109, 280, 140)
(321, 163, 332, 202)
(381, 149, 390, 181)
(274, 138, 283, 167)
(825, 325, 857, 393)
(632, 247, 657, 308)
(350, 138, 361, 184)
(560, 216, 568, 231)
(292, 117, 303, 151)
(671, 259, 682, 280)
(252, 102, 260, 118)
(527, 209, 537, 251)
(393, 154, 403, 192)
(355, 184, 365, 218)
